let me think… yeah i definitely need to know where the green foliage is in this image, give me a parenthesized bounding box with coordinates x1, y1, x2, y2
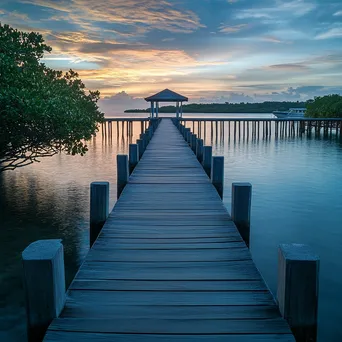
(305, 95, 342, 118)
(0, 24, 104, 171)
(125, 101, 307, 113)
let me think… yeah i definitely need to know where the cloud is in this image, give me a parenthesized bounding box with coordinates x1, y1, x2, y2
(235, 0, 316, 20)
(333, 11, 342, 17)
(267, 63, 310, 71)
(0, 9, 30, 22)
(20, 0, 205, 34)
(315, 27, 342, 40)
(219, 24, 248, 33)
(261, 35, 283, 43)
(98, 91, 147, 115)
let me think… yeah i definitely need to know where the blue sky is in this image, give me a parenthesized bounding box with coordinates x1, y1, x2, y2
(1, 0, 342, 111)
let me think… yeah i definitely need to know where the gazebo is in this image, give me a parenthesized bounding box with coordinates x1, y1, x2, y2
(145, 89, 188, 118)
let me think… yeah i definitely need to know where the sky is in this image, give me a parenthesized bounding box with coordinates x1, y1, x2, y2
(1, 0, 342, 113)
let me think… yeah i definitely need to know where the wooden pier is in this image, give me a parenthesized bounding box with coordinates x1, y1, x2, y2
(35, 119, 295, 341)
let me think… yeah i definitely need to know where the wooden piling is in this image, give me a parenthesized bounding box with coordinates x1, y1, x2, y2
(90, 181, 109, 246)
(196, 138, 204, 163)
(191, 134, 197, 153)
(211, 156, 224, 199)
(277, 244, 319, 342)
(117, 154, 129, 199)
(129, 144, 139, 174)
(202, 146, 212, 177)
(231, 182, 252, 247)
(187, 131, 192, 144)
(137, 139, 144, 159)
(22, 239, 66, 342)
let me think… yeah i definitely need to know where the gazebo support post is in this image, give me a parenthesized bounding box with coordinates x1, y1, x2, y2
(151, 101, 154, 119)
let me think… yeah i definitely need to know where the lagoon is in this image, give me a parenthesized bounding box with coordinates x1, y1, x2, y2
(1, 113, 342, 341)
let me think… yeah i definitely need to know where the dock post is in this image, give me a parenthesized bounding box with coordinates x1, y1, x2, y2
(211, 156, 224, 198)
(145, 128, 151, 143)
(148, 126, 154, 140)
(191, 134, 197, 153)
(137, 139, 144, 159)
(140, 132, 147, 148)
(202, 146, 212, 177)
(129, 144, 139, 174)
(196, 138, 204, 163)
(187, 131, 191, 144)
(184, 128, 190, 139)
(231, 183, 252, 247)
(117, 154, 129, 198)
(22, 239, 65, 342)
(277, 244, 319, 342)
(90, 182, 109, 246)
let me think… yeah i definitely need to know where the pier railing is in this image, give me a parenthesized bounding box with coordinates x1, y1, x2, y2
(100, 117, 342, 141)
(178, 118, 342, 141)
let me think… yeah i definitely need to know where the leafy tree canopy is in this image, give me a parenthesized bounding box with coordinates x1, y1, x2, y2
(305, 94, 342, 118)
(0, 24, 104, 171)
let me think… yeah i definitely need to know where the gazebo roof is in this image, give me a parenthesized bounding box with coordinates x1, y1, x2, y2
(145, 89, 188, 102)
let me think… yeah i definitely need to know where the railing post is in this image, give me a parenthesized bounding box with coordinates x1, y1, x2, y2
(184, 128, 190, 139)
(129, 144, 139, 174)
(231, 182, 252, 247)
(140, 133, 147, 150)
(117, 154, 129, 198)
(148, 126, 153, 140)
(90, 181, 109, 246)
(211, 156, 224, 198)
(137, 139, 144, 159)
(191, 134, 197, 153)
(22, 240, 65, 342)
(202, 146, 212, 177)
(186, 131, 191, 143)
(277, 244, 319, 342)
(196, 138, 204, 163)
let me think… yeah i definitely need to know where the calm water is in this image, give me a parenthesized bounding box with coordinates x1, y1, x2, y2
(1, 113, 341, 341)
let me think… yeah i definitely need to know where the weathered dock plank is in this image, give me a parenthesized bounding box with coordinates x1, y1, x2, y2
(44, 119, 294, 341)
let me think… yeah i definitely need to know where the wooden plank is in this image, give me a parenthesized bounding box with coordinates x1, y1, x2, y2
(45, 332, 295, 341)
(65, 289, 275, 306)
(76, 260, 262, 280)
(48, 317, 291, 334)
(60, 304, 280, 320)
(69, 279, 268, 291)
(92, 240, 246, 250)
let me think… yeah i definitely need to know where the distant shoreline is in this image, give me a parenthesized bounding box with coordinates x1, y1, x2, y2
(124, 101, 306, 114)
(123, 111, 274, 114)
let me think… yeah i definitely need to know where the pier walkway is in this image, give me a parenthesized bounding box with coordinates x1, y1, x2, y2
(44, 119, 294, 341)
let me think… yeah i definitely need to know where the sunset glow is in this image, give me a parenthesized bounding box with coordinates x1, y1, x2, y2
(1, 0, 342, 111)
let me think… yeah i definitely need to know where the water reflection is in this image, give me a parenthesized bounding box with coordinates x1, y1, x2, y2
(0, 121, 144, 341)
